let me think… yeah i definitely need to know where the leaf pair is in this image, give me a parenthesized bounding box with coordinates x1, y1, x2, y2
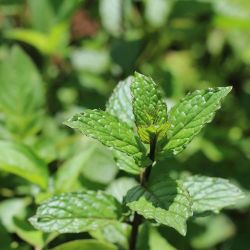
(67, 72, 232, 175)
(125, 175, 244, 235)
(30, 175, 244, 237)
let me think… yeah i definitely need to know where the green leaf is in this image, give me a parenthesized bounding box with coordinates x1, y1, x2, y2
(64, 109, 149, 166)
(79, 141, 118, 185)
(125, 177, 192, 235)
(0, 46, 45, 137)
(183, 175, 244, 213)
(131, 72, 168, 143)
(106, 177, 137, 203)
(51, 239, 117, 250)
(144, 0, 174, 28)
(27, 0, 55, 32)
(137, 223, 176, 250)
(90, 223, 130, 249)
(0, 223, 11, 250)
(106, 76, 135, 127)
(190, 214, 235, 249)
(29, 191, 122, 233)
(159, 87, 232, 157)
(13, 218, 56, 249)
(113, 150, 141, 175)
(0, 198, 28, 232)
(99, 0, 123, 36)
(0, 141, 48, 189)
(6, 23, 69, 56)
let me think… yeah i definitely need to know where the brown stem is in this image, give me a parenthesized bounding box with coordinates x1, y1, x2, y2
(129, 134, 157, 250)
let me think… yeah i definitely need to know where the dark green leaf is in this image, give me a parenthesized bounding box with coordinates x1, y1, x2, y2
(125, 177, 192, 235)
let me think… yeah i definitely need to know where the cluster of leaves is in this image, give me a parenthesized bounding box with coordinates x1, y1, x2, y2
(30, 72, 243, 249)
(0, 0, 250, 250)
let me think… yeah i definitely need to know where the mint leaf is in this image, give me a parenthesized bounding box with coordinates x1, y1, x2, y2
(0, 46, 45, 136)
(64, 109, 149, 166)
(113, 151, 141, 175)
(0, 141, 48, 189)
(106, 177, 137, 203)
(29, 191, 122, 233)
(106, 76, 134, 127)
(125, 177, 192, 235)
(183, 175, 244, 213)
(159, 87, 232, 157)
(51, 239, 117, 250)
(131, 72, 168, 143)
(90, 223, 130, 249)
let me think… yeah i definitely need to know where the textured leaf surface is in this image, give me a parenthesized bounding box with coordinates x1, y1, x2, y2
(0, 141, 48, 189)
(51, 239, 117, 250)
(183, 176, 244, 213)
(106, 76, 134, 127)
(30, 191, 122, 233)
(131, 72, 168, 143)
(125, 177, 192, 235)
(64, 109, 149, 165)
(160, 87, 232, 156)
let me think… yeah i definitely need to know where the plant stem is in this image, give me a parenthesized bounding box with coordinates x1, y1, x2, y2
(129, 135, 157, 250)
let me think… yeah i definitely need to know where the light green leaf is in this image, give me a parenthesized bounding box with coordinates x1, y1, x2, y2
(144, 0, 173, 28)
(52, 240, 118, 250)
(183, 175, 244, 213)
(64, 109, 149, 166)
(159, 87, 232, 157)
(0, 141, 48, 189)
(13, 218, 56, 248)
(137, 223, 176, 250)
(0, 46, 45, 136)
(80, 141, 118, 185)
(125, 177, 192, 235)
(136, 224, 176, 250)
(99, 0, 123, 36)
(131, 72, 168, 144)
(5, 29, 49, 54)
(113, 150, 141, 175)
(55, 151, 91, 193)
(149, 227, 176, 250)
(0, 198, 28, 232)
(51, 239, 117, 250)
(90, 223, 130, 249)
(71, 49, 110, 74)
(106, 177, 137, 203)
(190, 214, 235, 249)
(106, 76, 134, 127)
(30, 191, 122, 233)
(6, 23, 69, 56)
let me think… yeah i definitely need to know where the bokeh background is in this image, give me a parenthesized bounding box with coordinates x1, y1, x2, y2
(0, 0, 250, 249)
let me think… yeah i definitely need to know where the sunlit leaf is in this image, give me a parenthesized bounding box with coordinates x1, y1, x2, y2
(30, 191, 122, 233)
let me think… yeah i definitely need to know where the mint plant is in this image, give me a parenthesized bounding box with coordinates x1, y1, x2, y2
(30, 72, 244, 250)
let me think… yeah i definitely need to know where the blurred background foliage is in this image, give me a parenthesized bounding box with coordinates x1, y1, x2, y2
(0, 0, 250, 249)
